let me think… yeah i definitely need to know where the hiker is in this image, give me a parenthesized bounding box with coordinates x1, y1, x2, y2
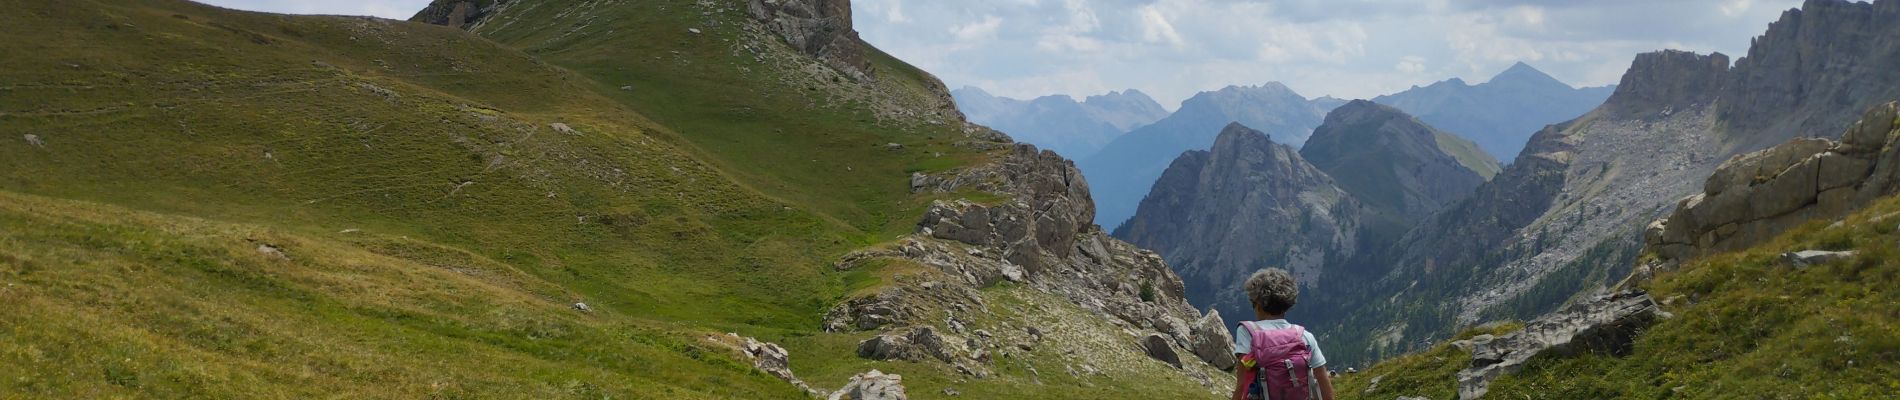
(1231, 268, 1335, 400)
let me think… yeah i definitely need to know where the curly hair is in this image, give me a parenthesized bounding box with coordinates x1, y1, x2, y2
(1245, 268, 1299, 315)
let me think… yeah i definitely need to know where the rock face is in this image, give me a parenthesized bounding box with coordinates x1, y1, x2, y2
(827, 142, 1224, 383)
(1720, 0, 1900, 151)
(1114, 123, 1365, 324)
(952, 87, 1169, 158)
(1373, 62, 1615, 163)
(1599, 50, 1730, 120)
(746, 0, 871, 81)
(1080, 83, 1344, 228)
(1647, 102, 1900, 262)
(1301, 100, 1499, 224)
(1454, 290, 1661, 400)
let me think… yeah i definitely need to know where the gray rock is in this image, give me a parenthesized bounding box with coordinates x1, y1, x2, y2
(734, 335, 821, 396)
(1457, 290, 1659, 400)
(1189, 310, 1238, 370)
(256, 244, 288, 260)
(829, 370, 906, 400)
(549, 123, 578, 135)
(856, 333, 911, 361)
(1141, 333, 1182, 369)
(1782, 250, 1855, 268)
(571, 302, 592, 312)
(23, 134, 44, 148)
(886, 142, 904, 151)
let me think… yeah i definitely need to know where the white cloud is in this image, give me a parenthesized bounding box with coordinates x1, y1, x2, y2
(951, 15, 1003, 42)
(1396, 56, 1427, 74)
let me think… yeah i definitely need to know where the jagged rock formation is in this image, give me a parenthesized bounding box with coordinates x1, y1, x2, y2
(828, 143, 1230, 382)
(1081, 84, 1344, 228)
(1720, 0, 1900, 151)
(745, 0, 872, 81)
(1374, 62, 1615, 163)
(1452, 290, 1662, 400)
(1114, 123, 1365, 324)
(1320, 1, 1900, 366)
(1647, 101, 1900, 263)
(952, 87, 1169, 158)
(1302, 100, 1499, 225)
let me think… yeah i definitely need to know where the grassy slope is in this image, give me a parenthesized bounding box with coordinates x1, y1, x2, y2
(0, 0, 1215, 398)
(1337, 196, 1900, 399)
(0, 0, 947, 397)
(1431, 131, 1500, 180)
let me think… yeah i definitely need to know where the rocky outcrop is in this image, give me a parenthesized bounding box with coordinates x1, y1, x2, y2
(1600, 50, 1730, 120)
(1301, 100, 1498, 224)
(746, 0, 871, 81)
(1454, 290, 1662, 400)
(410, 0, 505, 30)
(1114, 123, 1365, 325)
(826, 142, 1223, 383)
(711, 334, 825, 397)
(1647, 101, 1900, 262)
(1142, 333, 1184, 369)
(829, 370, 906, 400)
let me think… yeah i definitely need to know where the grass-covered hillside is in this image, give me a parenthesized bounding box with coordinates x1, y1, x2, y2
(0, 0, 1018, 397)
(1337, 195, 1900, 399)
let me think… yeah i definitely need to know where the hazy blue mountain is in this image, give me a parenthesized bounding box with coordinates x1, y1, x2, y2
(1373, 62, 1614, 163)
(951, 87, 1169, 158)
(1080, 83, 1340, 228)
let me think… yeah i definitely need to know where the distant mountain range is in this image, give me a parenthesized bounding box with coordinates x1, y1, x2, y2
(1373, 62, 1615, 164)
(1079, 83, 1346, 228)
(951, 87, 1169, 158)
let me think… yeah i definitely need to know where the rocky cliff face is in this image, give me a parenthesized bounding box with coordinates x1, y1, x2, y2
(1720, 0, 1900, 150)
(825, 143, 1234, 387)
(1301, 100, 1498, 225)
(1113, 123, 1365, 325)
(1599, 50, 1730, 120)
(1646, 101, 1900, 265)
(745, 0, 872, 81)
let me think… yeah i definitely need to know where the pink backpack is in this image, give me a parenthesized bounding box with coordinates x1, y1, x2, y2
(1238, 322, 1316, 400)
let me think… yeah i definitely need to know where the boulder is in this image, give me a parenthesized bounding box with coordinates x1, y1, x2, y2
(1840, 101, 1898, 154)
(736, 335, 822, 396)
(549, 123, 578, 135)
(1817, 152, 1875, 191)
(856, 333, 911, 361)
(1743, 154, 1820, 219)
(1189, 310, 1238, 370)
(1141, 333, 1183, 369)
(829, 370, 906, 400)
(1456, 290, 1659, 400)
(1782, 250, 1856, 268)
(23, 134, 43, 148)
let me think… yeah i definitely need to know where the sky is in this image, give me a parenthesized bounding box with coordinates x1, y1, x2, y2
(199, 0, 1807, 109)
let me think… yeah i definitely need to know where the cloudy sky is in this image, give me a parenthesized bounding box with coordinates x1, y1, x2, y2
(201, 0, 1805, 109)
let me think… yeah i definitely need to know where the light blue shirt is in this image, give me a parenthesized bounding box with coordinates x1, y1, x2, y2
(1232, 319, 1327, 368)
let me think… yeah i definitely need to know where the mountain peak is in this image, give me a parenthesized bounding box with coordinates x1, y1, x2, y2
(1487, 62, 1569, 88)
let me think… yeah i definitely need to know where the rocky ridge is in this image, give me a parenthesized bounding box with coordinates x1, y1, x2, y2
(1301, 100, 1498, 224)
(1450, 290, 1662, 400)
(1114, 123, 1366, 325)
(824, 143, 1233, 389)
